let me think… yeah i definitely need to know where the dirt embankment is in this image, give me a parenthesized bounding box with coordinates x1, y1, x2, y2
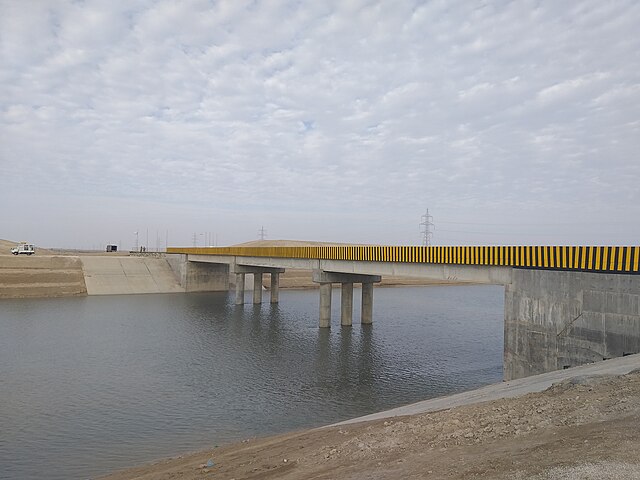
(100, 371, 640, 480)
(0, 239, 56, 256)
(0, 255, 87, 298)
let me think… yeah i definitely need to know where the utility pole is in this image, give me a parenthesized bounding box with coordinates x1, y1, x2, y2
(192, 232, 197, 247)
(420, 209, 434, 246)
(134, 231, 139, 252)
(258, 226, 267, 241)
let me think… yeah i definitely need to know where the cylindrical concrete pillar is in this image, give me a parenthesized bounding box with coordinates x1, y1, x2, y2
(253, 272, 263, 304)
(361, 282, 373, 324)
(341, 282, 353, 326)
(235, 273, 245, 305)
(270, 272, 279, 303)
(319, 283, 332, 328)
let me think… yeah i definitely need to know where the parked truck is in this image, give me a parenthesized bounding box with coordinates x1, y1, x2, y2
(11, 243, 35, 255)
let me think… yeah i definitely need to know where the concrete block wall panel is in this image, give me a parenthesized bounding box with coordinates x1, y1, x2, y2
(184, 261, 229, 292)
(505, 269, 640, 380)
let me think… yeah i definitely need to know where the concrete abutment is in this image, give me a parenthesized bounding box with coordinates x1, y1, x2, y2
(504, 269, 640, 380)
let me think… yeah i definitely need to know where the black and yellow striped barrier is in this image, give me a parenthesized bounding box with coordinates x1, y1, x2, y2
(167, 246, 640, 274)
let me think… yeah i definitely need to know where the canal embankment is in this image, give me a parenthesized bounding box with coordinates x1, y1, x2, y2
(0, 255, 183, 298)
(0, 255, 87, 298)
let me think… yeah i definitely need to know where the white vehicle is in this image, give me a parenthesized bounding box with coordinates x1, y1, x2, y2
(11, 243, 35, 255)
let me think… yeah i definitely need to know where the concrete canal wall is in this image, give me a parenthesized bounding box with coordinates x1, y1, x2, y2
(504, 269, 640, 380)
(81, 256, 184, 295)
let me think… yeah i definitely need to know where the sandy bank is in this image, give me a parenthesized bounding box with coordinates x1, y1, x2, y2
(0, 255, 87, 298)
(99, 355, 640, 480)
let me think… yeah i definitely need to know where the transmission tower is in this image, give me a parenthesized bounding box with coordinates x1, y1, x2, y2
(258, 226, 267, 241)
(420, 209, 434, 246)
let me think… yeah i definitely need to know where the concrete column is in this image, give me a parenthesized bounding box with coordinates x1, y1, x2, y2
(235, 273, 245, 305)
(362, 282, 373, 324)
(253, 272, 263, 304)
(341, 282, 353, 326)
(319, 283, 332, 328)
(270, 272, 280, 303)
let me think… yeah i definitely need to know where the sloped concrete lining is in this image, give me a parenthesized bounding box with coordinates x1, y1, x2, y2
(333, 352, 640, 426)
(81, 256, 183, 295)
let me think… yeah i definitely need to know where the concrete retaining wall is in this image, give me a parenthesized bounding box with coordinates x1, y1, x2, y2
(166, 254, 229, 292)
(0, 256, 87, 298)
(504, 269, 640, 380)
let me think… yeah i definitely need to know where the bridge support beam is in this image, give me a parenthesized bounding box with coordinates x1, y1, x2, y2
(235, 273, 245, 305)
(270, 272, 280, 304)
(362, 282, 374, 324)
(341, 282, 353, 326)
(319, 283, 332, 328)
(313, 270, 381, 328)
(253, 273, 263, 304)
(233, 265, 285, 305)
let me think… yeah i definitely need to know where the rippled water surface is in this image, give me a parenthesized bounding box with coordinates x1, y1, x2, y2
(0, 285, 503, 479)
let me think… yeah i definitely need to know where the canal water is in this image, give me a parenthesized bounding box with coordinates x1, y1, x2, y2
(0, 285, 503, 480)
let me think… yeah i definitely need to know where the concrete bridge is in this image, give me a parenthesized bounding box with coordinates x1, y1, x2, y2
(167, 245, 640, 381)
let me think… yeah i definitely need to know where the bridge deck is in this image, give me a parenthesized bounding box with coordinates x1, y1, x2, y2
(167, 245, 640, 274)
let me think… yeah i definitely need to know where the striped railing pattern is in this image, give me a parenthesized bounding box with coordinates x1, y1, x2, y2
(167, 245, 640, 274)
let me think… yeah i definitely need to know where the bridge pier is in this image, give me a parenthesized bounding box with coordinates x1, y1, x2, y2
(253, 273, 263, 304)
(270, 272, 280, 304)
(341, 282, 354, 326)
(235, 273, 245, 305)
(233, 265, 285, 305)
(362, 282, 374, 324)
(319, 283, 332, 328)
(313, 270, 381, 328)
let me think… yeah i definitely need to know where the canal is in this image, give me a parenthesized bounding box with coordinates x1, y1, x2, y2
(0, 285, 503, 480)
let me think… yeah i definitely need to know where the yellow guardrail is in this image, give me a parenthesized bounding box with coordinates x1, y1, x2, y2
(167, 245, 640, 274)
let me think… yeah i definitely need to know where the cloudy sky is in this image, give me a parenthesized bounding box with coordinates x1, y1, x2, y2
(1, 1, 639, 249)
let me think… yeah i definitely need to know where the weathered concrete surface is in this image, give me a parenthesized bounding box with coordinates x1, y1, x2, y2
(334, 352, 640, 426)
(504, 269, 640, 380)
(0, 255, 87, 298)
(166, 254, 228, 292)
(81, 256, 183, 295)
